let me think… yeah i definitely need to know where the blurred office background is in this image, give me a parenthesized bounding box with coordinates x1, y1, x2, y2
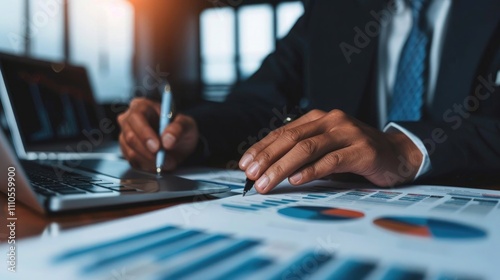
(0, 0, 304, 115)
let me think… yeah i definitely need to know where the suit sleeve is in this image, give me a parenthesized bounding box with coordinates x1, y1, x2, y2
(396, 115, 500, 184)
(395, 26, 500, 184)
(183, 2, 312, 165)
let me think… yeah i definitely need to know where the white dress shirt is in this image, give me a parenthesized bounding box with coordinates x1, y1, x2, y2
(378, 0, 452, 178)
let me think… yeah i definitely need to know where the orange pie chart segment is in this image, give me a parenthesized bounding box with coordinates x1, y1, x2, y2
(321, 208, 365, 219)
(374, 216, 487, 239)
(278, 206, 365, 221)
(374, 219, 432, 237)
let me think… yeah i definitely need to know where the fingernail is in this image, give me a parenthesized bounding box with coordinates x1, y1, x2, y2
(289, 172, 302, 184)
(247, 162, 260, 177)
(146, 139, 159, 153)
(240, 154, 253, 168)
(162, 133, 176, 149)
(255, 175, 269, 191)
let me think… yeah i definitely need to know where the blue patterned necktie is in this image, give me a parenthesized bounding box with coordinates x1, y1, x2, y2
(388, 0, 432, 121)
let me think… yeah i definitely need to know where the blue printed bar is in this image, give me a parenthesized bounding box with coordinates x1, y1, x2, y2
(53, 225, 176, 262)
(216, 257, 273, 280)
(265, 199, 289, 205)
(160, 239, 260, 279)
(270, 251, 333, 280)
(262, 202, 281, 206)
(250, 204, 269, 209)
(156, 234, 228, 261)
(307, 194, 328, 198)
(381, 267, 425, 280)
(325, 259, 376, 280)
(222, 204, 260, 211)
(83, 230, 201, 272)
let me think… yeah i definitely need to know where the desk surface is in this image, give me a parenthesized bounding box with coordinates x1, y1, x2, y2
(2, 185, 499, 241)
(0, 193, 209, 241)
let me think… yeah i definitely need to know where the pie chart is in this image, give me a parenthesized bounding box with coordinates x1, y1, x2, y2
(374, 216, 487, 239)
(278, 206, 364, 221)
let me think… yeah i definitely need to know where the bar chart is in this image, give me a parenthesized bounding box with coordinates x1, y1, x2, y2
(49, 224, 481, 280)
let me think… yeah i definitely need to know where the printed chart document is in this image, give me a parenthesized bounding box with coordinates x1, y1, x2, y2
(175, 167, 247, 193)
(2, 176, 500, 279)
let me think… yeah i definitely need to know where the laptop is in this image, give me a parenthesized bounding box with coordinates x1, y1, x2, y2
(0, 54, 229, 213)
(0, 128, 229, 213)
(0, 53, 120, 160)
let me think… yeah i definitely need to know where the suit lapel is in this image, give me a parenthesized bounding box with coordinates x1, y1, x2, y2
(431, 0, 500, 118)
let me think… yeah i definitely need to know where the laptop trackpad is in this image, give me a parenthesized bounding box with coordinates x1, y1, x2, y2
(63, 159, 229, 193)
(65, 159, 157, 180)
(59, 159, 229, 195)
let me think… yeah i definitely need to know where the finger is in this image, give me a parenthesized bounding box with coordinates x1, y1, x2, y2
(129, 97, 161, 117)
(288, 147, 361, 186)
(254, 132, 347, 193)
(121, 144, 154, 172)
(243, 110, 332, 180)
(244, 121, 328, 181)
(119, 133, 155, 171)
(118, 99, 160, 155)
(128, 112, 161, 154)
(119, 134, 136, 166)
(120, 121, 156, 161)
(239, 109, 325, 170)
(161, 114, 196, 149)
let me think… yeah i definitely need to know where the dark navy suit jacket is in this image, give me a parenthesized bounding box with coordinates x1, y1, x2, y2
(186, 0, 500, 185)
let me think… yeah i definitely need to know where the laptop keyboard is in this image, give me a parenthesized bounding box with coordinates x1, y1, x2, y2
(22, 161, 133, 197)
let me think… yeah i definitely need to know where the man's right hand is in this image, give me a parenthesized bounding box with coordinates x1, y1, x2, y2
(117, 97, 200, 173)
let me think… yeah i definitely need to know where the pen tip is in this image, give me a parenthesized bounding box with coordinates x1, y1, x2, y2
(242, 191, 247, 197)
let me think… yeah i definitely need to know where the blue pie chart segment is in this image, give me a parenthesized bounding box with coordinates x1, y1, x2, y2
(374, 216, 487, 239)
(427, 218, 486, 239)
(278, 206, 364, 221)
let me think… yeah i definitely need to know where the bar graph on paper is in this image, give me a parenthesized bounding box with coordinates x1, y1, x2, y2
(48, 224, 482, 280)
(4, 181, 500, 280)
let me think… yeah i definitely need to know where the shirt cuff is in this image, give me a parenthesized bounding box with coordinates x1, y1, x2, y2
(383, 122, 432, 180)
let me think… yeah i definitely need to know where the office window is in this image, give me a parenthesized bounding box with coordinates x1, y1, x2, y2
(0, 0, 24, 54)
(0, 0, 135, 102)
(277, 2, 304, 38)
(30, 0, 64, 60)
(238, 5, 274, 79)
(200, 1, 304, 101)
(69, 0, 134, 103)
(200, 7, 236, 86)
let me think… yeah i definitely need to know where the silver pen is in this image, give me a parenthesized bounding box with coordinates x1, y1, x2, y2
(156, 83, 173, 176)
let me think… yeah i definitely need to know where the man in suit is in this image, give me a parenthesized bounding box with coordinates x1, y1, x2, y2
(118, 0, 500, 193)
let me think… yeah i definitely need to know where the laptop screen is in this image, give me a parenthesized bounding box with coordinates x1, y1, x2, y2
(0, 54, 105, 153)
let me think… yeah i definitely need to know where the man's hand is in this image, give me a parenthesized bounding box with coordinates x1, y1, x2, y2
(239, 109, 423, 193)
(117, 97, 199, 172)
